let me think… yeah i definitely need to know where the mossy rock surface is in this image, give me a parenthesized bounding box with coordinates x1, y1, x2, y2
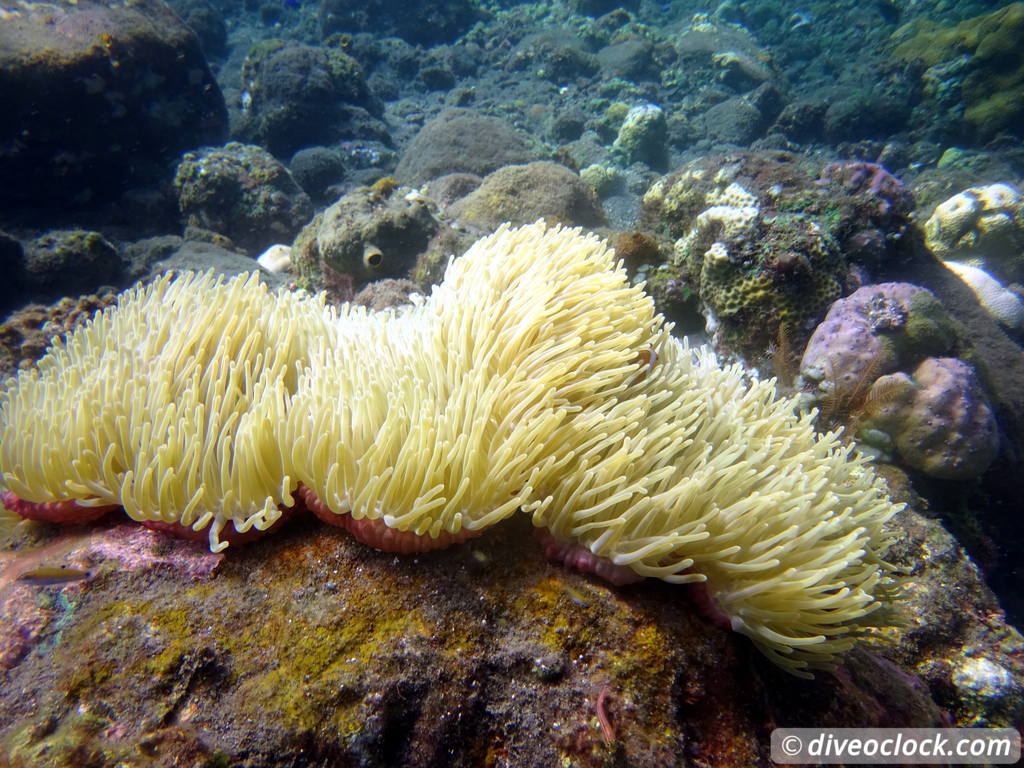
(892, 3, 1024, 139)
(1, 503, 1021, 766)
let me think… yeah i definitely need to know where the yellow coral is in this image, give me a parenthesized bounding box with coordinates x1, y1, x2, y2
(0, 222, 901, 675)
(706, 181, 759, 209)
(924, 183, 1024, 279)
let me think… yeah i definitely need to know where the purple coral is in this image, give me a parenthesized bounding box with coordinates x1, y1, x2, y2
(800, 282, 999, 480)
(819, 161, 914, 216)
(860, 358, 999, 480)
(798, 282, 928, 404)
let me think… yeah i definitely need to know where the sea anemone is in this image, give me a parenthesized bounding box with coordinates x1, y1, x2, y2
(0, 222, 902, 675)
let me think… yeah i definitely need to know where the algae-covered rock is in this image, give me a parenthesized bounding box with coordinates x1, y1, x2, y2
(891, 3, 1024, 140)
(612, 103, 668, 168)
(174, 143, 313, 256)
(234, 40, 385, 157)
(21, 230, 122, 299)
(0, 496, 1019, 766)
(0, 0, 227, 208)
(292, 182, 438, 301)
(394, 108, 537, 186)
(0, 293, 117, 378)
(447, 162, 604, 233)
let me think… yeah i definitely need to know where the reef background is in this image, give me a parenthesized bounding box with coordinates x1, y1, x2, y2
(2, 0, 1024, 764)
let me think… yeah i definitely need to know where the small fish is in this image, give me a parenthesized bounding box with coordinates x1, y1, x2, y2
(563, 584, 590, 606)
(17, 566, 91, 585)
(631, 347, 658, 384)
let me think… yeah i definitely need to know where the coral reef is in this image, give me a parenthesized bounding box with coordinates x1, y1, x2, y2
(798, 282, 958, 407)
(798, 282, 998, 480)
(925, 182, 1024, 281)
(924, 182, 1024, 329)
(856, 357, 999, 480)
(0, 293, 117, 378)
(675, 198, 844, 350)
(1, 223, 903, 676)
(642, 153, 920, 355)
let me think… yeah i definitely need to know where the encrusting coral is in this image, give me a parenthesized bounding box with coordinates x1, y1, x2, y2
(0, 222, 902, 676)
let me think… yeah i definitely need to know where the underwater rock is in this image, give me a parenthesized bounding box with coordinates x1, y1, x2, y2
(394, 108, 537, 186)
(447, 162, 605, 233)
(318, 0, 479, 46)
(0, 293, 117, 378)
(292, 182, 438, 301)
(0, 0, 227, 209)
(595, 38, 659, 82)
(352, 278, 419, 311)
(20, 230, 122, 301)
(234, 40, 386, 158)
(0, 233, 25, 312)
(166, 0, 227, 60)
(145, 240, 288, 291)
(289, 147, 347, 204)
(0, 501, 1019, 766)
(612, 104, 668, 169)
(891, 3, 1024, 141)
(174, 143, 313, 257)
(700, 96, 767, 146)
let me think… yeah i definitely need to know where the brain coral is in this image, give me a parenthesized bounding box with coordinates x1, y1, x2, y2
(858, 357, 998, 480)
(675, 198, 844, 350)
(0, 222, 902, 677)
(924, 182, 1024, 282)
(924, 183, 1024, 329)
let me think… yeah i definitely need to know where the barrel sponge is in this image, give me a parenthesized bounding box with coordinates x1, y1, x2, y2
(0, 271, 333, 551)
